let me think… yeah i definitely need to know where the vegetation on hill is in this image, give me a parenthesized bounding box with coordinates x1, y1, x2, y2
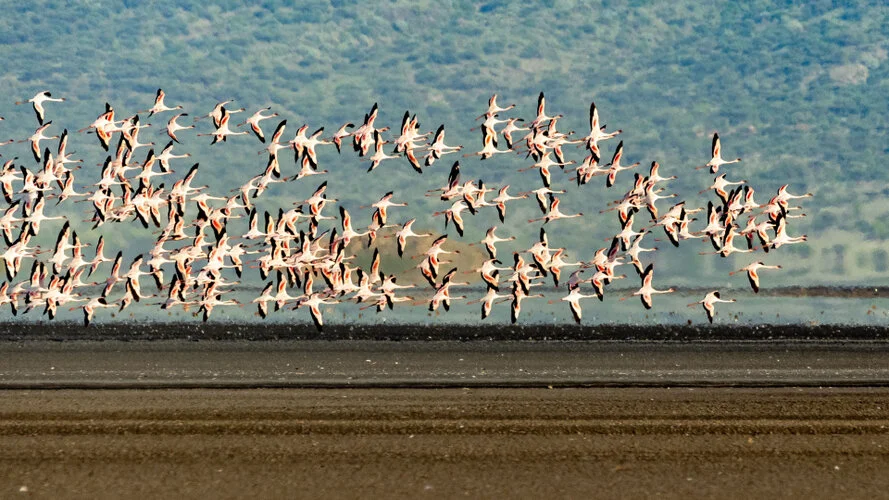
(0, 0, 886, 288)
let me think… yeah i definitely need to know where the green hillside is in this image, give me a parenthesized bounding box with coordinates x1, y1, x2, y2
(0, 0, 886, 292)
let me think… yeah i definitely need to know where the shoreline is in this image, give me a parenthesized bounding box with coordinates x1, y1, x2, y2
(0, 322, 888, 341)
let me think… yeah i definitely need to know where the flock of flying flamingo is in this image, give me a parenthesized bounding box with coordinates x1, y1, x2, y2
(0, 89, 811, 329)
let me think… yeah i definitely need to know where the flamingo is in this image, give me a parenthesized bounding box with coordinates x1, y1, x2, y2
(352, 103, 389, 157)
(22, 197, 67, 237)
(625, 233, 657, 276)
(738, 216, 773, 251)
(255, 119, 288, 159)
(295, 293, 339, 332)
(518, 152, 574, 188)
(299, 181, 335, 215)
(730, 261, 782, 293)
(120, 117, 154, 152)
(0, 161, 21, 203)
(547, 123, 586, 164)
(466, 258, 510, 291)
(72, 296, 115, 327)
(141, 89, 182, 116)
(460, 179, 493, 212)
(546, 248, 581, 287)
(528, 196, 583, 224)
(527, 228, 552, 276)
(164, 113, 194, 143)
(475, 94, 516, 120)
(622, 264, 675, 309)
(500, 118, 529, 149)
(580, 101, 621, 155)
(392, 218, 432, 257)
(525, 186, 566, 214)
(774, 184, 814, 207)
(0, 282, 18, 316)
(0, 201, 21, 243)
(78, 102, 115, 151)
(490, 185, 526, 223)
(248, 281, 274, 319)
(554, 288, 598, 324)
(464, 127, 511, 160)
(198, 110, 248, 144)
(427, 268, 468, 312)
(16, 91, 65, 125)
(196, 293, 241, 323)
(528, 91, 563, 129)
(688, 291, 736, 323)
(87, 236, 112, 277)
(605, 141, 640, 188)
(392, 111, 429, 155)
(289, 155, 328, 181)
(367, 130, 399, 172)
(642, 180, 678, 219)
(1, 231, 39, 281)
(238, 107, 278, 143)
(472, 114, 510, 136)
(332, 207, 366, 249)
(64, 233, 92, 277)
(155, 277, 189, 311)
(432, 199, 473, 237)
(367, 191, 407, 224)
(767, 217, 807, 249)
(302, 127, 333, 167)
(22, 122, 59, 163)
(54, 129, 82, 170)
(415, 258, 438, 288)
(647, 161, 677, 184)
(415, 235, 457, 279)
(426, 279, 465, 313)
(468, 287, 512, 320)
(509, 282, 545, 324)
(151, 142, 189, 175)
(471, 226, 516, 259)
(700, 225, 754, 258)
(574, 152, 611, 185)
(47, 221, 73, 274)
(696, 132, 741, 173)
(424, 125, 463, 166)
(699, 173, 746, 205)
(331, 122, 354, 153)
(614, 214, 646, 251)
(197, 99, 236, 126)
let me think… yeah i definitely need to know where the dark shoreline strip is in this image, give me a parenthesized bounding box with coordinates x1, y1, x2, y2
(4, 380, 889, 390)
(0, 322, 887, 341)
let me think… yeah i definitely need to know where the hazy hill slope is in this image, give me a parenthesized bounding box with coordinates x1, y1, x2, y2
(0, 0, 885, 284)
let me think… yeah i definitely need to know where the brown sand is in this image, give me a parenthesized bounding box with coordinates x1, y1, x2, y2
(1, 388, 888, 499)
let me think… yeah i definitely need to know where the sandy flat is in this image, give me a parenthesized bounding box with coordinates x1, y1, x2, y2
(1, 387, 888, 499)
(3, 340, 889, 388)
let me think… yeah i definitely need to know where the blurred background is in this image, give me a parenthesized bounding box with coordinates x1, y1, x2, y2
(0, 0, 885, 325)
